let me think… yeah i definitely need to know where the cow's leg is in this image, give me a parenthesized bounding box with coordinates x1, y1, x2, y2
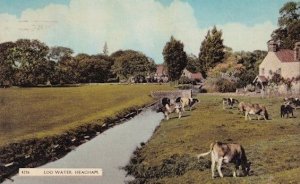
(178, 111, 182, 119)
(164, 112, 169, 120)
(211, 154, 216, 179)
(233, 165, 239, 177)
(217, 158, 224, 178)
(233, 163, 239, 178)
(245, 112, 248, 120)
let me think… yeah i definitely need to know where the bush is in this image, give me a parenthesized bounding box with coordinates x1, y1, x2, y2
(215, 78, 237, 92)
(179, 76, 192, 84)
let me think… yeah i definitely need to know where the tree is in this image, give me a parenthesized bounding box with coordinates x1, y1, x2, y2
(271, 1, 300, 49)
(12, 39, 53, 86)
(199, 26, 225, 78)
(111, 50, 156, 81)
(186, 54, 200, 73)
(162, 36, 187, 81)
(103, 42, 109, 56)
(47, 46, 74, 85)
(76, 54, 114, 83)
(0, 42, 16, 87)
(235, 50, 267, 87)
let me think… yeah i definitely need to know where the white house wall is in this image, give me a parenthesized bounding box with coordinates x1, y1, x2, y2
(281, 62, 300, 79)
(259, 52, 300, 79)
(259, 52, 282, 78)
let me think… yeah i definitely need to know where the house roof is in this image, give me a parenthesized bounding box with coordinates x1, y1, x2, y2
(156, 65, 167, 75)
(253, 75, 268, 83)
(191, 72, 203, 80)
(275, 49, 296, 62)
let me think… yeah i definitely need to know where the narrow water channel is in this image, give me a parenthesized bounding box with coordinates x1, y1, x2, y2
(4, 109, 164, 184)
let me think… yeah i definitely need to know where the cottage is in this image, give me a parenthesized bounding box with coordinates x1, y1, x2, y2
(259, 40, 300, 79)
(181, 68, 203, 82)
(256, 40, 300, 93)
(155, 64, 169, 82)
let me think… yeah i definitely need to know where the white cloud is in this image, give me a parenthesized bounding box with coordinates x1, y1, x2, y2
(219, 21, 276, 51)
(0, 0, 276, 63)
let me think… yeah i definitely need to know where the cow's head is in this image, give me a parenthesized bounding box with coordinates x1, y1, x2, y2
(243, 161, 251, 176)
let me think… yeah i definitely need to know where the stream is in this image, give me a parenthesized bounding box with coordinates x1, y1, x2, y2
(3, 109, 164, 184)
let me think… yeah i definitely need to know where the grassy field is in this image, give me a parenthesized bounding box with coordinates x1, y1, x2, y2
(0, 84, 172, 147)
(131, 94, 300, 184)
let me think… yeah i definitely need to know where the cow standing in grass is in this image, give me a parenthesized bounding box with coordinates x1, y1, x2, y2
(197, 141, 251, 178)
(175, 97, 199, 111)
(281, 103, 295, 118)
(157, 97, 182, 120)
(222, 98, 239, 109)
(244, 103, 269, 120)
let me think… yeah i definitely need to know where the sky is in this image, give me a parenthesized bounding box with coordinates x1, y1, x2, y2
(0, 0, 291, 63)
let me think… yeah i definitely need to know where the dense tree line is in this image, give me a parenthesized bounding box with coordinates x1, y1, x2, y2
(0, 39, 156, 87)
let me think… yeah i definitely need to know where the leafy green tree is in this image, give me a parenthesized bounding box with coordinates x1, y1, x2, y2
(272, 1, 300, 49)
(12, 39, 53, 86)
(162, 36, 187, 81)
(0, 42, 16, 87)
(76, 54, 114, 83)
(111, 50, 156, 80)
(199, 26, 225, 77)
(186, 54, 200, 73)
(47, 46, 74, 85)
(235, 50, 267, 87)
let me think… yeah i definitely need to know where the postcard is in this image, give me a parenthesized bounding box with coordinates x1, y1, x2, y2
(0, 0, 299, 183)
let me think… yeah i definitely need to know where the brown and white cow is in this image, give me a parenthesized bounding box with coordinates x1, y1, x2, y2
(222, 98, 239, 109)
(238, 102, 269, 120)
(197, 141, 250, 178)
(175, 97, 199, 111)
(157, 97, 182, 120)
(244, 103, 269, 120)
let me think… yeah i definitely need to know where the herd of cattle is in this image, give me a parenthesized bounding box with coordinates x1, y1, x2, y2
(157, 96, 300, 121)
(223, 97, 300, 120)
(156, 95, 299, 179)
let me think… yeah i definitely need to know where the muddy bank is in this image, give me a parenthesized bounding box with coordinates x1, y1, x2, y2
(0, 103, 155, 183)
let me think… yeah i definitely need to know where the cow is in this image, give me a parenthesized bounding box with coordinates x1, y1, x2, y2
(284, 97, 300, 108)
(280, 103, 295, 118)
(175, 97, 199, 111)
(238, 101, 250, 115)
(244, 103, 269, 120)
(197, 141, 250, 178)
(222, 98, 239, 109)
(157, 97, 182, 120)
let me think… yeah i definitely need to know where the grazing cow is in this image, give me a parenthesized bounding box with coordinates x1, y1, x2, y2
(244, 103, 269, 120)
(223, 98, 239, 109)
(197, 141, 250, 178)
(238, 101, 250, 114)
(157, 97, 182, 120)
(175, 97, 199, 111)
(284, 97, 300, 108)
(280, 104, 295, 118)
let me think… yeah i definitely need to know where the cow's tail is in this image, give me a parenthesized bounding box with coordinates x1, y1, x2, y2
(197, 142, 215, 160)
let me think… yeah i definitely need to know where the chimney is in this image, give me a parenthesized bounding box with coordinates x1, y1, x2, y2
(267, 40, 278, 52)
(294, 42, 300, 61)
